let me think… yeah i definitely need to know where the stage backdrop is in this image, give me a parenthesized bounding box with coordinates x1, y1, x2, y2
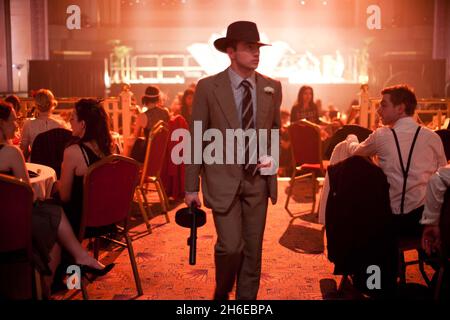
(28, 60, 105, 97)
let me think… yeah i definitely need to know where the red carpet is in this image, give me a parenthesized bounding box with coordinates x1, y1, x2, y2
(54, 179, 434, 300)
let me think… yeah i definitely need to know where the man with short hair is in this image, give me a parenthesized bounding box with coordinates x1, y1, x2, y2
(346, 84, 447, 293)
(185, 21, 282, 300)
(347, 85, 446, 234)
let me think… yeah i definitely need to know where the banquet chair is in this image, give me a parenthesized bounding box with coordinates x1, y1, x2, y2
(78, 155, 143, 299)
(0, 174, 42, 300)
(285, 120, 329, 216)
(30, 128, 73, 178)
(324, 124, 372, 160)
(397, 236, 430, 287)
(135, 122, 170, 233)
(160, 115, 189, 201)
(435, 129, 450, 161)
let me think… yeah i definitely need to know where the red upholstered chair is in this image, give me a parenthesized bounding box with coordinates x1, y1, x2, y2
(0, 174, 42, 299)
(135, 122, 170, 233)
(285, 120, 329, 216)
(160, 115, 188, 201)
(78, 155, 142, 299)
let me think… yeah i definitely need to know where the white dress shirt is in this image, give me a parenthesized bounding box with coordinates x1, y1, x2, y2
(347, 117, 447, 214)
(420, 165, 450, 225)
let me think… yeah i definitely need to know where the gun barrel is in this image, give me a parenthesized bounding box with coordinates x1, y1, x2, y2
(189, 204, 197, 265)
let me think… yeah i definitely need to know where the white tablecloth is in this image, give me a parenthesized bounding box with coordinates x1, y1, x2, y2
(26, 163, 57, 201)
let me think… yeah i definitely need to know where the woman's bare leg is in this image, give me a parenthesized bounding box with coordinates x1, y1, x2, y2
(56, 212, 104, 270)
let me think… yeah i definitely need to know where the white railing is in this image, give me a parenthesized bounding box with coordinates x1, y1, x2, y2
(18, 97, 123, 135)
(367, 98, 450, 130)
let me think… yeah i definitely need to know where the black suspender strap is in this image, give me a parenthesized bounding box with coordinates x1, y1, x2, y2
(390, 126, 421, 214)
(79, 144, 91, 167)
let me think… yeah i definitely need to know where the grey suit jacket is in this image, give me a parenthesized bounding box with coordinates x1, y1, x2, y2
(185, 69, 282, 213)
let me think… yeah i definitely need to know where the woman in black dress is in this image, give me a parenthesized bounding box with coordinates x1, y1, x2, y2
(290, 85, 321, 124)
(55, 99, 114, 235)
(0, 101, 112, 296)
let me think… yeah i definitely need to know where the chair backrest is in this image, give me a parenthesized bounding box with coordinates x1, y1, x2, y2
(0, 175, 34, 299)
(30, 128, 73, 178)
(80, 155, 140, 237)
(440, 188, 450, 255)
(288, 120, 323, 168)
(141, 123, 170, 184)
(435, 129, 450, 161)
(324, 124, 373, 159)
(0, 174, 33, 254)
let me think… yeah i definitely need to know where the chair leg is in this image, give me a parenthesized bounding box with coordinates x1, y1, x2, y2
(135, 187, 152, 234)
(125, 233, 143, 296)
(434, 265, 445, 300)
(81, 277, 89, 300)
(398, 251, 406, 285)
(336, 274, 349, 298)
(156, 180, 170, 223)
(159, 179, 171, 213)
(34, 269, 43, 300)
(418, 254, 431, 287)
(311, 173, 317, 214)
(284, 175, 296, 217)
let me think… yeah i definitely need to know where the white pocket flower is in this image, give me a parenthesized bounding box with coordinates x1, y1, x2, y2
(264, 86, 275, 94)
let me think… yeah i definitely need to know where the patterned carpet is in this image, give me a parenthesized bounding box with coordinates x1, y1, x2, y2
(53, 178, 435, 300)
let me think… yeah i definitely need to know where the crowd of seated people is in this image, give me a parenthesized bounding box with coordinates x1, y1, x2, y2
(322, 84, 449, 297)
(1, 79, 448, 300)
(0, 101, 113, 298)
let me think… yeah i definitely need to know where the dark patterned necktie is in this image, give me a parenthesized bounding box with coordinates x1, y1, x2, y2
(240, 80, 257, 175)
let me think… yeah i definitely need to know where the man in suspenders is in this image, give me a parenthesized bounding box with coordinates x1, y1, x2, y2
(346, 85, 447, 292)
(347, 85, 446, 234)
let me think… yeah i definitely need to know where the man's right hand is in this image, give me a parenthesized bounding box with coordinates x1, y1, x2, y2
(185, 192, 202, 208)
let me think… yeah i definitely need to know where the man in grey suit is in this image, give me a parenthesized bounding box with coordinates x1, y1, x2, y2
(185, 21, 282, 300)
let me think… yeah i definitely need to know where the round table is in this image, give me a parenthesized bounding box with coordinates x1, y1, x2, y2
(26, 163, 57, 201)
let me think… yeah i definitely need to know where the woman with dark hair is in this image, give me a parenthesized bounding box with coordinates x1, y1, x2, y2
(54, 99, 114, 233)
(180, 88, 195, 124)
(290, 85, 321, 124)
(134, 85, 170, 139)
(0, 101, 113, 296)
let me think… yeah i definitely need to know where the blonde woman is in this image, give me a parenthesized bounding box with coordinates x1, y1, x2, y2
(20, 89, 67, 159)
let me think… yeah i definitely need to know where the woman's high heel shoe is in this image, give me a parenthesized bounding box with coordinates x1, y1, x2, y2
(79, 263, 115, 277)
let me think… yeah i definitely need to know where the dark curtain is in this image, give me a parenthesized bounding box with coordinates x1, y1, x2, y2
(28, 60, 105, 97)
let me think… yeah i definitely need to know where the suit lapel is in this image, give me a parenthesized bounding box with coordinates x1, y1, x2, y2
(213, 71, 240, 130)
(256, 73, 272, 129)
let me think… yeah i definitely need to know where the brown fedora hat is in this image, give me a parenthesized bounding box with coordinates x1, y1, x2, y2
(214, 21, 270, 53)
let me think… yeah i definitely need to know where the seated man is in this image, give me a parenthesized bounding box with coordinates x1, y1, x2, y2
(421, 164, 450, 298)
(421, 164, 450, 255)
(345, 85, 447, 293)
(347, 85, 447, 238)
